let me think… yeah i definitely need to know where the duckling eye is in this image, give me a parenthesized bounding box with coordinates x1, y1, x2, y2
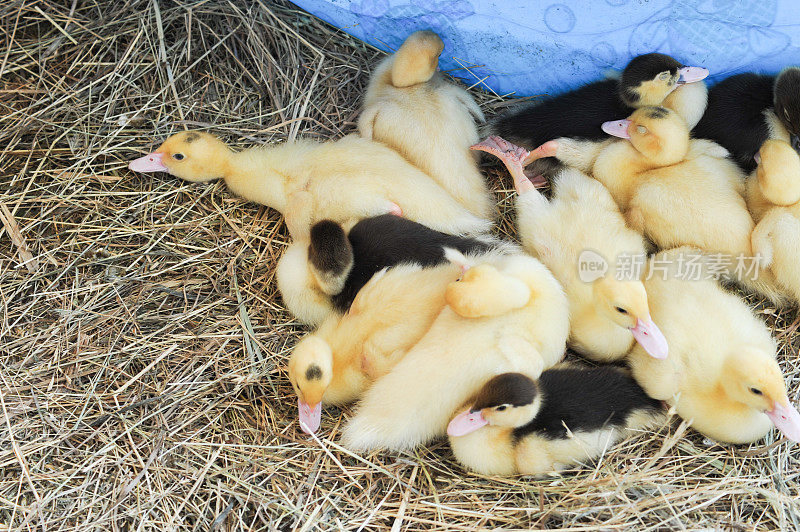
(636, 126, 648, 135)
(659, 71, 670, 81)
(749, 387, 763, 396)
(615, 306, 628, 314)
(496, 405, 507, 411)
(173, 153, 185, 161)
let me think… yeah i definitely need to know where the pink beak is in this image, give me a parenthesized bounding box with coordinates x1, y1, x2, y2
(766, 401, 800, 442)
(298, 398, 322, 435)
(129, 152, 169, 173)
(447, 408, 488, 437)
(677, 66, 709, 84)
(630, 317, 669, 359)
(602, 119, 631, 139)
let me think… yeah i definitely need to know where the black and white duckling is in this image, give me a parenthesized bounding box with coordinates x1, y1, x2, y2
(487, 53, 708, 176)
(277, 214, 511, 325)
(358, 31, 493, 218)
(694, 67, 800, 172)
(447, 369, 664, 476)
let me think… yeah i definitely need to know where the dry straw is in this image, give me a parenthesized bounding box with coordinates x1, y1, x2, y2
(0, 0, 798, 530)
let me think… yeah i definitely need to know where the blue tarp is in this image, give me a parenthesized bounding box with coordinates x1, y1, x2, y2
(292, 0, 800, 97)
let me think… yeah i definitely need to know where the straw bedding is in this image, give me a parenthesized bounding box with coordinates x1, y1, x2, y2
(1, 1, 798, 529)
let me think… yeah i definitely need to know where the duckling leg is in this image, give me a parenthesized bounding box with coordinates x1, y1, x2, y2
(470, 136, 545, 193)
(445, 264, 531, 318)
(750, 210, 785, 269)
(285, 189, 314, 240)
(351, 196, 404, 219)
(535, 138, 607, 174)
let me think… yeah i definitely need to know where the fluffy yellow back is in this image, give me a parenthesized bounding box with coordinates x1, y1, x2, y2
(358, 32, 492, 218)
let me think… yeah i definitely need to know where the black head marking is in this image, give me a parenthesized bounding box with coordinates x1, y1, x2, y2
(472, 373, 537, 411)
(184, 132, 200, 143)
(305, 364, 323, 381)
(309, 220, 353, 275)
(775, 68, 800, 136)
(644, 106, 669, 120)
(619, 53, 681, 104)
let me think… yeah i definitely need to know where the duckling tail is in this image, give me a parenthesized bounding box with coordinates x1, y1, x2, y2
(390, 31, 444, 88)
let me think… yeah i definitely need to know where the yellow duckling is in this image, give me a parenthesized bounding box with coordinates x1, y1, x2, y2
(628, 248, 800, 444)
(747, 140, 800, 304)
(128, 132, 489, 239)
(287, 262, 461, 433)
(341, 251, 569, 451)
(358, 31, 493, 218)
(471, 136, 667, 362)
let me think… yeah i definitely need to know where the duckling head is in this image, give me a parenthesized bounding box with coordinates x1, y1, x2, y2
(287, 336, 333, 434)
(593, 275, 668, 359)
(773, 67, 800, 154)
(390, 30, 444, 88)
(447, 373, 541, 436)
(602, 106, 689, 167)
(129, 131, 232, 182)
(618, 53, 708, 107)
(722, 346, 800, 442)
(755, 139, 800, 206)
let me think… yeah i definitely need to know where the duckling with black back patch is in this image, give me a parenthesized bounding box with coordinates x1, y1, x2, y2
(486, 53, 708, 178)
(447, 369, 664, 476)
(277, 214, 511, 325)
(694, 67, 800, 172)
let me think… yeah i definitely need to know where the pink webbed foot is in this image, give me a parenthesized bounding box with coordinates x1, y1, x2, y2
(388, 202, 403, 217)
(470, 135, 529, 162)
(471, 136, 540, 194)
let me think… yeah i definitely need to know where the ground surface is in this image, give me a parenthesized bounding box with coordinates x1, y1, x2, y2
(1, 1, 799, 530)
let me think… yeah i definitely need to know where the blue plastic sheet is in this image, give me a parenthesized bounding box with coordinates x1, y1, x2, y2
(292, 0, 800, 97)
